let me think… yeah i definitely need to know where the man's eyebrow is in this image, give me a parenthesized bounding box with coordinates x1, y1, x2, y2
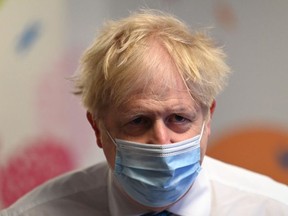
(120, 105, 199, 116)
(165, 103, 199, 112)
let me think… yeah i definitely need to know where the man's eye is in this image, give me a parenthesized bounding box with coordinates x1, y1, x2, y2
(170, 114, 188, 123)
(123, 116, 151, 136)
(167, 114, 192, 133)
(127, 116, 151, 127)
(131, 117, 145, 125)
(175, 115, 185, 122)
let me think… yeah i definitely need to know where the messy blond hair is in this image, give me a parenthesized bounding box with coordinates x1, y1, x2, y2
(74, 10, 230, 119)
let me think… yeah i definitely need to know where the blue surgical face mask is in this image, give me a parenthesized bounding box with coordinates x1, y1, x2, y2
(107, 123, 205, 208)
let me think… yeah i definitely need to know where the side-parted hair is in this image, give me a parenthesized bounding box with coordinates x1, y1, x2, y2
(74, 10, 230, 119)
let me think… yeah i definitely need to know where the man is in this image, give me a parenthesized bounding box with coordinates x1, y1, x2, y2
(1, 10, 288, 216)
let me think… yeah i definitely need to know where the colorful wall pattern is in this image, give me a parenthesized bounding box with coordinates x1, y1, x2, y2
(0, 0, 102, 208)
(1, 0, 288, 209)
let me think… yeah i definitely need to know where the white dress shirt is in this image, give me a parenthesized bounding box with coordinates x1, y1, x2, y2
(1, 156, 288, 216)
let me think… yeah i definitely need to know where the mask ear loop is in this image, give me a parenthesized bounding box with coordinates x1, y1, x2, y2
(199, 121, 206, 141)
(101, 123, 118, 147)
(106, 130, 118, 147)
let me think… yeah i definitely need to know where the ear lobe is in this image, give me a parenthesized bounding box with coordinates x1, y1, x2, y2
(86, 112, 103, 148)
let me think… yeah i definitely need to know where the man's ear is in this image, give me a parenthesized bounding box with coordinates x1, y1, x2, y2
(86, 112, 103, 148)
(210, 100, 216, 118)
(206, 100, 216, 137)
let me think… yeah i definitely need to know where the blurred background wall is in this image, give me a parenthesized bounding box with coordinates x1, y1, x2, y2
(1, 0, 287, 209)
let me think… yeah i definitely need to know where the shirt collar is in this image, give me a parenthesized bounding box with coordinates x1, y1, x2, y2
(108, 165, 211, 216)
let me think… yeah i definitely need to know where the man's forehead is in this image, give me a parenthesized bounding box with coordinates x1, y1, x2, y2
(117, 91, 198, 113)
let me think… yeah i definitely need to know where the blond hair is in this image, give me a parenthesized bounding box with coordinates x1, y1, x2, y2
(74, 10, 230, 119)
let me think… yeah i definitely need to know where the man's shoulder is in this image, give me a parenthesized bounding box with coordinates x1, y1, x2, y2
(1, 162, 110, 216)
(203, 156, 288, 214)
